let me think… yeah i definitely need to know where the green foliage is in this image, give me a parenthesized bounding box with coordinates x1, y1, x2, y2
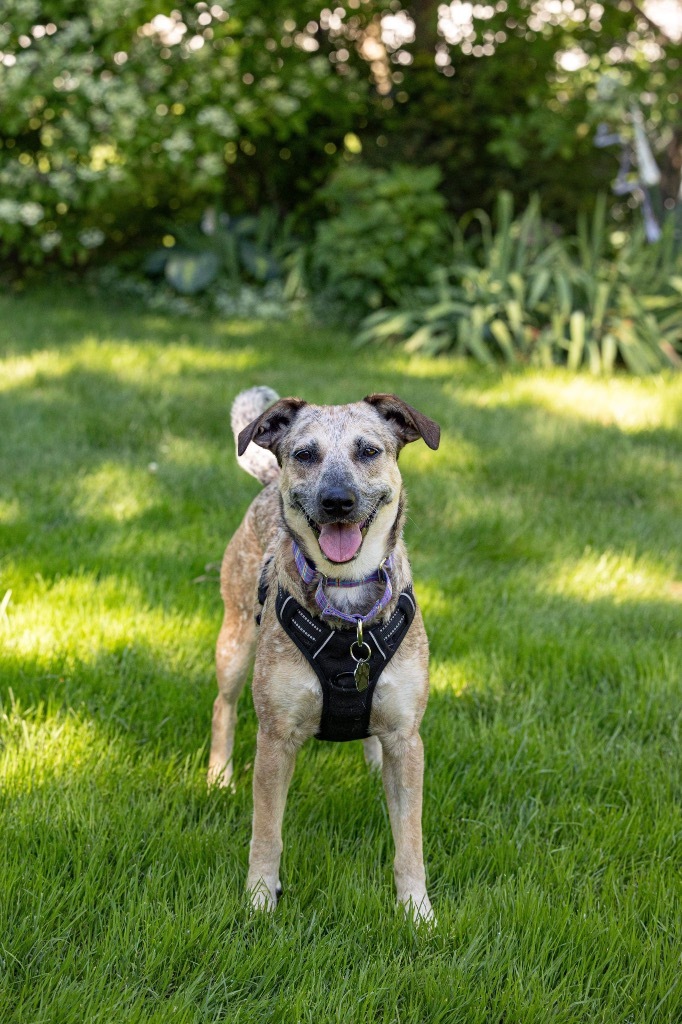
(357, 2, 682, 226)
(0, 0, 370, 268)
(311, 163, 450, 320)
(163, 251, 221, 296)
(357, 192, 682, 374)
(1, 1, 681, 272)
(89, 205, 306, 319)
(143, 208, 301, 296)
(95, 264, 297, 320)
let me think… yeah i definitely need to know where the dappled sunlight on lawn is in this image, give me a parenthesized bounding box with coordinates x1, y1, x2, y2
(400, 428, 479, 476)
(0, 696, 121, 791)
(458, 371, 682, 432)
(430, 658, 472, 697)
(0, 497, 21, 524)
(73, 462, 159, 523)
(212, 319, 274, 337)
(0, 336, 265, 395)
(2, 570, 214, 671)
(382, 352, 474, 381)
(0, 349, 63, 392)
(542, 548, 681, 604)
(69, 336, 265, 383)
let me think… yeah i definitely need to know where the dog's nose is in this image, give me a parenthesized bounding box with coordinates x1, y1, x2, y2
(320, 488, 357, 517)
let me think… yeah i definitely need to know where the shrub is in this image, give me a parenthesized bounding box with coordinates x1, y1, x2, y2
(357, 193, 682, 374)
(93, 266, 297, 321)
(143, 208, 303, 296)
(92, 204, 306, 319)
(310, 163, 451, 322)
(0, 2, 369, 270)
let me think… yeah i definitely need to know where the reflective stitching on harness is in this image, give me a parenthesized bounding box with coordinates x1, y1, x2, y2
(402, 591, 416, 614)
(298, 615, 324, 635)
(292, 617, 321, 643)
(382, 616, 405, 641)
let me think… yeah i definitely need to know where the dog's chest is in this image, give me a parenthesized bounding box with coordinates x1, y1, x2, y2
(322, 580, 383, 618)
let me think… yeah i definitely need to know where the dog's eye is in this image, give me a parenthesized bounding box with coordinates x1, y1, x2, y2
(362, 446, 381, 458)
(293, 449, 313, 463)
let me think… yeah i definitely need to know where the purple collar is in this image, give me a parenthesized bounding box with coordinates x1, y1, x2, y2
(292, 540, 395, 626)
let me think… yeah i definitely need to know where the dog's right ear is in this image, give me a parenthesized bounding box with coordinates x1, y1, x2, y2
(237, 397, 307, 457)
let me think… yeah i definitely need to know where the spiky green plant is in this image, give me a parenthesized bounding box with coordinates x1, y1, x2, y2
(357, 193, 682, 374)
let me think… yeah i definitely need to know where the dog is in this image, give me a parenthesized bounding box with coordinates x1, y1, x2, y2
(208, 386, 440, 921)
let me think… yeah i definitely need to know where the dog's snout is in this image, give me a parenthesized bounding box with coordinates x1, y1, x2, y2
(320, 487, 356, 517)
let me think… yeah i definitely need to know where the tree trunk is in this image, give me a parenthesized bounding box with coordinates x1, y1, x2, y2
(409, 0, 440, 57)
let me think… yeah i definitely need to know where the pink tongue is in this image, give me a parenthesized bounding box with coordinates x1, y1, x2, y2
(318, 522, 363, 563)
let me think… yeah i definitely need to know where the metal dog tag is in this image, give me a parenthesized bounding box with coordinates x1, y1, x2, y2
(354, 660, 370, 692)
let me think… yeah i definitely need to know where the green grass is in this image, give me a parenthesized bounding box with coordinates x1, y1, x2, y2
(1, 286, 681, 1024)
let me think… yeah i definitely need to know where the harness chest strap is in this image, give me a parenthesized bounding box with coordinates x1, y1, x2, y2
(270, 583, 416, 742)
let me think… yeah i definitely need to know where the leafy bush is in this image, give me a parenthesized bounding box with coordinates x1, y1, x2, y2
(94, 266, 298, 321)
(3, 2, 679, 273)
(144, 208, 303, 296)
(310, 163, 451, 321)
(0, 2, 369, 270)
(357, 193, 682, 374)
(92, 204, 306, 319)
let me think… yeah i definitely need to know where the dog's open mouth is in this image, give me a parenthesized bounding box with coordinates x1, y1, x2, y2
(296, 504, 379, 563)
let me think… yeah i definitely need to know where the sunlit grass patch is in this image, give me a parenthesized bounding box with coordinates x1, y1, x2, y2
(463, 369, 682, 432)
(73, 462, 160, 522)
(0, 695, 115, 790)
(544, 547, 681, 604)
(0, 349, 64, 392)
(0, 497, 20, 523)
(430, 658, 478, 697)
(70, 335, 265, 382)
(2, 570, 213, 670)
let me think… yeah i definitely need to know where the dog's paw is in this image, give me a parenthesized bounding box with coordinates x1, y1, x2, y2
(206, 763, 236, 793)
(400, 892, 435, 928)
(247, 877, 279, 913)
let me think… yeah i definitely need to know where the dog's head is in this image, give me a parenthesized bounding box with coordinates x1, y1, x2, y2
(238, 394, 440, 574)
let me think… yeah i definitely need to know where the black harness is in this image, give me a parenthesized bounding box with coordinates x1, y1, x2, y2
(256, 565, 416, 742)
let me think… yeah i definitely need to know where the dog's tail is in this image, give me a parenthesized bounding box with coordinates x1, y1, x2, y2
(231, 386, 280, 485)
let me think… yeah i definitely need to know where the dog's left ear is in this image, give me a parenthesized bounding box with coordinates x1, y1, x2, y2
(237, 397, 307, 457)
(363, 393, 440, 451)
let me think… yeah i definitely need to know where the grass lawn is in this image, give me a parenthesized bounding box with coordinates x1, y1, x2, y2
(1, 286, 681, 1024)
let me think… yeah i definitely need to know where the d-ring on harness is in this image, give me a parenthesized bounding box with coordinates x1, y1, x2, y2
(256, 543, 417, 742)
(350, 619, 372, 693)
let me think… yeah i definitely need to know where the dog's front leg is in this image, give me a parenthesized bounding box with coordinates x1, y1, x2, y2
(247, 727, 297, 910)
(380, 730, 433, 923)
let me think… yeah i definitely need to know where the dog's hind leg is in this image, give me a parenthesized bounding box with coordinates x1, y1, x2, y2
(208, 622, 255, 789)
(208, 515, 261, 789)
(363, 735, 383, 770)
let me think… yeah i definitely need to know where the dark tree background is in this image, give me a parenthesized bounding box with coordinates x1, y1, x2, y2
(0, 0, 680, 265)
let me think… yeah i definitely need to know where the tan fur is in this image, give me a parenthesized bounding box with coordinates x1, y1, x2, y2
(209, 394, 438, 922)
